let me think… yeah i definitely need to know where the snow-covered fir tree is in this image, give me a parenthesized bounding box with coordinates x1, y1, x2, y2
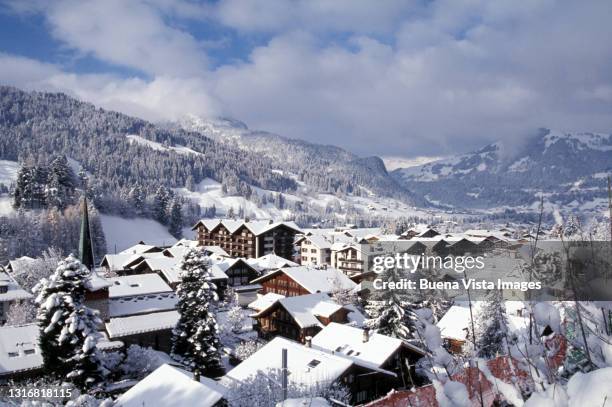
(34, 254, 108, 391)
(171, 247, 223, 378)
(364, 268, 418, 340)
(474, 288, 508, 358)
(153, 186, 171, 225)
(168, 198, 183, 238)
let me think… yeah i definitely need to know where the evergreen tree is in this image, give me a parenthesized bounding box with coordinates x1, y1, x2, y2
(475, 288, 508, 358)
(364, 267, 418, 340)
(129, 184, 146, 215)
(171, 247, 223, 378)
(47, 155, 76, 210)
(168, 198, 183, 238)
(34, 254, 108, 391)
(153, 186, 170, 224)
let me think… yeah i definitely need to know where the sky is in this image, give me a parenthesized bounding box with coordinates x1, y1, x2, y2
(0, 0, 611, 159)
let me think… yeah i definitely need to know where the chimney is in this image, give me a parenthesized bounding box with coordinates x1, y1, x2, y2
(305, 336, 312, 348)
(193, 368, 200, 382)
(363, 328, 370, 343)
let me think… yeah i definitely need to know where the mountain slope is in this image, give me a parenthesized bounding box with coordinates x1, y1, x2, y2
(392, 128, 612, 211)
(0, 86, 417, 224)
(179, 115, 417, 203)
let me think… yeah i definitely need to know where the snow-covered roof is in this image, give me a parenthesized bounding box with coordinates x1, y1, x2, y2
(192, 218, 302, 236)
(247, 253, 298, 271)
(118, 243, 163, 255)
(464, 229, 511, 240)
(171, 238, 199, 248)
(312, 323, 425, 369)
(276, 398, 331, 407)
(106, 310, 179, 338)
(163, 244, 229, 259)
(437, 303, 531, 342)
(0, 324, 42, 375)
(115, 364, 226, 407)
(253, 293, 344, 329)
(5, 256, 36, 276)
(0, 271, 32, 302)
(133, 257, 179, 274)
(100, 253, 134, 270)
(248, 293, 285, 312)
(85, 271, 112, 292)
(223, 336, 353, 387)
(436, 305, 471, 341)
(0, 324, 123, 375)
(299, 234, 332, 249)
(108, 274, 173, 299)
(252, 266, 356, 294)
(109, 292, 177, 318)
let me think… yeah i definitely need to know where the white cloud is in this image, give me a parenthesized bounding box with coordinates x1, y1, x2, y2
(14, 0, 209, 77)
(1, 0, 612, 157)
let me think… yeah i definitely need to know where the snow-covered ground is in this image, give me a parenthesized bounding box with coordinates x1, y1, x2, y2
(126, 135, 202, 156)
(175, 178, 293, 220)
(176, 177, 438, 222)
(0, 159, 18, 185)
(100, 214, 177, 253)
(0, 160, 18, 216)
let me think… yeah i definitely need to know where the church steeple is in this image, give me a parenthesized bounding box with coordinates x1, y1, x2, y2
(79, 196, 95, 270)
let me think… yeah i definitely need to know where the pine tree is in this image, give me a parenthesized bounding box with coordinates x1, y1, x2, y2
(475, 288, 508, 358)
(34, 254, 108, 391)
(364, 267, 417, 340)
(47, 155, 76, 210)
(153, 186, 170, 225)
(171, 247, 223, 378)
(129, 184, 146, 215)
(168, 199, 183, 238)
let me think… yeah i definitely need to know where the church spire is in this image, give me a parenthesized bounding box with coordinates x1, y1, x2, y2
(79, 196, 95, 270)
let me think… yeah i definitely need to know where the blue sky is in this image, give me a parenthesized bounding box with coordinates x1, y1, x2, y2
(1, 0, 611, 158)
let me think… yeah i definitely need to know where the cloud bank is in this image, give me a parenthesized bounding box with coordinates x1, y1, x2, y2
(1, 0, 611, 157)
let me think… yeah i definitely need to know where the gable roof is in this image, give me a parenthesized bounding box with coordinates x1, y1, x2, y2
(119, 243, 163, 255)
(106, 310, 180, 338)
(251, 266, 356, 294)
(0, 271, 32, 302)
(312, 323, 425, 369)
(108, 273, 173, 298)
(115, 364, 226, 407)
(246, 253, 298, 271)
(252, 293, 344, 329)
(108, 292, 177, 318)
(0, 323, 120, 376)
(222, 336, 353, 388)
(248, 292, 286, 312)
(192, 219, 302, 236)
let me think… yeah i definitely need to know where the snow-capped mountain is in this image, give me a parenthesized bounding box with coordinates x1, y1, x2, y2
(178, 115, 418, 203)
(392, 128, 612, 212)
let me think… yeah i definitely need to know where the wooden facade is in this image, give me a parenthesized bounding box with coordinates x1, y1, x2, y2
(253, 303, 350, 342)
(258, 272, 310, 297)
(224, 259, 259, 287)
(195, 222, 298, 260)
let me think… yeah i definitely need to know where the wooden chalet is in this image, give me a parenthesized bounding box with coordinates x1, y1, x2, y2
(250, 266, 356, 297)
(252, 293, 353, 342)
(191, 219, 301, 260)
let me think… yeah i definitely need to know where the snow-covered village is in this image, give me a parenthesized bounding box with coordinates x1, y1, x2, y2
(1, 1, 612, 406)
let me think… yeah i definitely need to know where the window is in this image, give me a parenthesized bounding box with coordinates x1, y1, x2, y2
(355, 391, 368, 403)
(24, 349, 35, 355)
(7, 352, 18, 358)
(307, 359, 321, 368)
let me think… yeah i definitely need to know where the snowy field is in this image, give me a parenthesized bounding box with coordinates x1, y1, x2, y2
(0, 159, 19, 185)
(101, 214, 177, 253)
(0, 160, 18, 216)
